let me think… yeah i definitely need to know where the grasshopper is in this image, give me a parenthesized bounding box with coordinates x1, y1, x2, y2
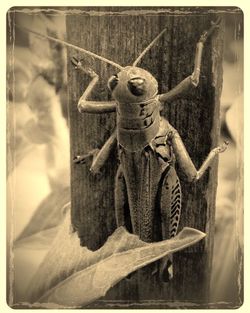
(71, 18, 227, 280)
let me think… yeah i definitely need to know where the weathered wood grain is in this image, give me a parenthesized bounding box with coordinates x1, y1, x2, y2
(66, 7, 224, 306)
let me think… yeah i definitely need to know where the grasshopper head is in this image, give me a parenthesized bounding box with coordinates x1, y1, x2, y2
(108, 66, 158, 104)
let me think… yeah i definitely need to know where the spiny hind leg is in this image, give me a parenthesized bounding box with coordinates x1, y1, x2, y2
(170, 126, 228, 182)
(159, 166, 182, 282)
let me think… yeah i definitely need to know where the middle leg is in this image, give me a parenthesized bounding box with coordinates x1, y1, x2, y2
(73, 129, 117, 174)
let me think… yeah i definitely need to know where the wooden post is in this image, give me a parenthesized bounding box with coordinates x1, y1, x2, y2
(66, 7, 224, 308)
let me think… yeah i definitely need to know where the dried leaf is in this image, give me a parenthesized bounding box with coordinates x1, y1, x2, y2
(27, 213, 205, 307)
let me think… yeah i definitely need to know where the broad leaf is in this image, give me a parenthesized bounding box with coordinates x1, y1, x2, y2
(27, 213, 205, 307)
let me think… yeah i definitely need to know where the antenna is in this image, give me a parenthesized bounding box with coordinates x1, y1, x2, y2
(16, 24, 124, 71)
(132, 28, 167, 67)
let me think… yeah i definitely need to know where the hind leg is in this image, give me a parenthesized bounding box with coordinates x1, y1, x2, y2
(159, 166, 182, 282)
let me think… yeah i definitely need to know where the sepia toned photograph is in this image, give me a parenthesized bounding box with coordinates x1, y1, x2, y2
(6, 6, 243, 309)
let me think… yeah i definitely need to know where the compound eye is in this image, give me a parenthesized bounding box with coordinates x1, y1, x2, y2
(108, 74, 119, 92)
(127, 77, 145, 96)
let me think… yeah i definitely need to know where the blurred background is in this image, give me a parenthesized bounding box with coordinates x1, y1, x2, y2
(6, 8, 243, 306)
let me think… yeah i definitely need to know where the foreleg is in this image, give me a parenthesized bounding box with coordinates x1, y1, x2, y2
(158, 18, 221, 104)
(73, 129, 117, 174)
(169, 126, 228, 182)
(71, 57, 116, 113)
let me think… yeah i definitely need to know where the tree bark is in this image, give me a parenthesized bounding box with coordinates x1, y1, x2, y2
(66, 7, 224, 308)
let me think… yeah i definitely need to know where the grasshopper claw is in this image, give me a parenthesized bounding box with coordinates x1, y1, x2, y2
(71, 57, 97, 77)
(199, 17, 222, 43)
(211, 16, 222, 27)
(73, 149, 100, 165)
(71, 56, 82, 69)
(212, 141, 229, 155)
(73, 155, 87, 164)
